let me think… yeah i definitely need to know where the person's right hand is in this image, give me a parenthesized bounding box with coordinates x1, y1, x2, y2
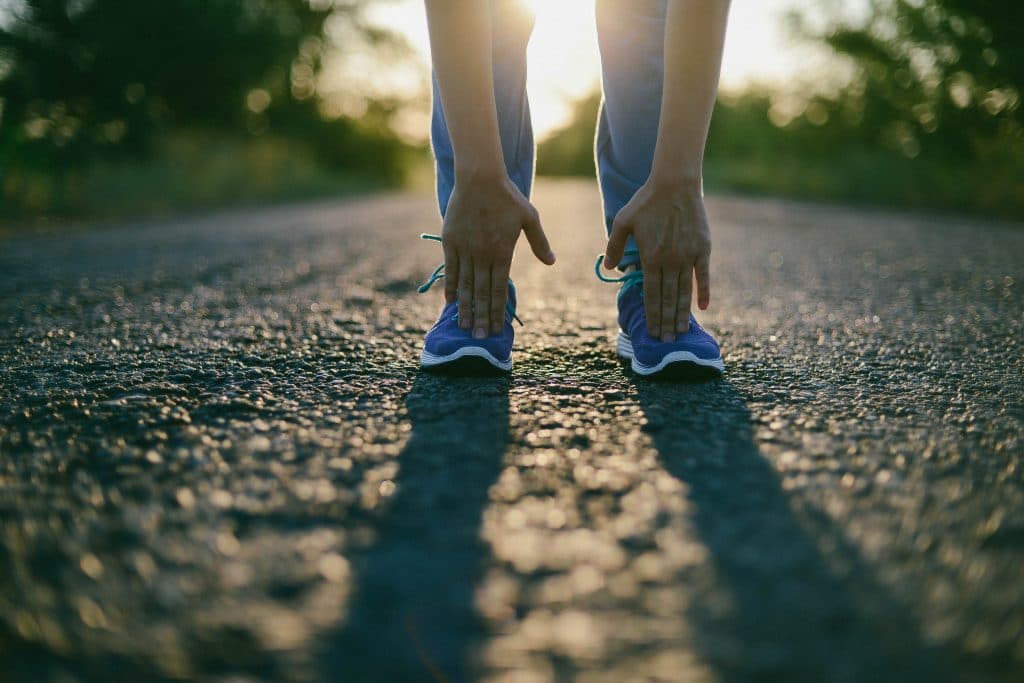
(442, 172, 555, 338)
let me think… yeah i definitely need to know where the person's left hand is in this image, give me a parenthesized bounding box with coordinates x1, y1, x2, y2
(603, 178, 711, 341)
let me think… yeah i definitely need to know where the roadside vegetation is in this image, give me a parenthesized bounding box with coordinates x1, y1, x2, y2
(0, 0, 417, 225)
(1, 0, 1020, 225)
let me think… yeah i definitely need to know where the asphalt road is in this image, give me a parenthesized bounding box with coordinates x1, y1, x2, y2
(1, 179, 1022, 682)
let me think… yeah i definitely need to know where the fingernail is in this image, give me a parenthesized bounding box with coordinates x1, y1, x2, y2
(662, 332, 674, 343)
(460, 320, 471, 330)
(678, 320, 689, 332)
(474, 327, 486, 339)
(547, 250, 556, 264)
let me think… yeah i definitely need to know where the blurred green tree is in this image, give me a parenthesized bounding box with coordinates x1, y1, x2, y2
(812, 0, 1023, 160)
(0, 0, 337, 161)
(0, 0, 413, 219)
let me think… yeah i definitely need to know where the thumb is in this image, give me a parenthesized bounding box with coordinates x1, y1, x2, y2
(523, 208, 556, 265)
(604, 217, 631, 269)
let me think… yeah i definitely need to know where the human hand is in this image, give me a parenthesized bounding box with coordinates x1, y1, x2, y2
(442, 172, 555, 337)
(603, 179, 711, 340)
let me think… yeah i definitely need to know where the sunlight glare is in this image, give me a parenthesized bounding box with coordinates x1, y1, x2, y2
(522, 0, 601, 137)
(354, 0, 843, 142)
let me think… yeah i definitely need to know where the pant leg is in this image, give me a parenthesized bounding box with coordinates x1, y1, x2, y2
(595, 0, 668, 268)
(431, 0, 536, 218)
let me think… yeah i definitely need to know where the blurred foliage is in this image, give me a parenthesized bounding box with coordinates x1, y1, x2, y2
(535, 91, 600, 179)
(702, 91, 1023, 217)
(3, 0, 1021, 223)
(0, 0, 413, 222)
(807, 0, 1022, 161)
(539, 0, 1022, 219)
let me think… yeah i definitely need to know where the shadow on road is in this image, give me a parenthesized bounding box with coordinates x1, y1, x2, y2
(633, 377, 953, 682)
(322, 372, 510, 683)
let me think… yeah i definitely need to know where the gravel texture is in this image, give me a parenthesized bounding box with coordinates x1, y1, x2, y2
(1, 179, 1022, 682)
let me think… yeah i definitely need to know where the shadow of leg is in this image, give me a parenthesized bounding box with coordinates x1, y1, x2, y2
(322, 374, 510, 682)
(633, 377, 953, 682)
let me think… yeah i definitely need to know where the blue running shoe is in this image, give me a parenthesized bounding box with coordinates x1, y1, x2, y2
(596, 255, 724, 378)
(417, 235, 518, 374)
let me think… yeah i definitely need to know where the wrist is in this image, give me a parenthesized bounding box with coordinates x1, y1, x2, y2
(646, 168, 704, 197)
(454, 159, 507, 185)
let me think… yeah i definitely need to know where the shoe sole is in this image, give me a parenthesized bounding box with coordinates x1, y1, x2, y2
(420, 346, 512, 374)
(617, 331, 724, 378)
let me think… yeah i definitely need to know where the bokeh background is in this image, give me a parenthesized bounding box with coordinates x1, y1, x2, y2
(1, 0, 1021, 226)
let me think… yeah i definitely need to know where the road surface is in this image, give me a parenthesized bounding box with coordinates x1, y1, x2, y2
(1, 179, 1022, 682)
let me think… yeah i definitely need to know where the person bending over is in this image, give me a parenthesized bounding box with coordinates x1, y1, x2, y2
(418, 0, 730, 377)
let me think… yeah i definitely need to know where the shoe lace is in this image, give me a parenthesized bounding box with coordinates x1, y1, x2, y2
(594, 253, 644, 299)
(418, 234, 523, 325)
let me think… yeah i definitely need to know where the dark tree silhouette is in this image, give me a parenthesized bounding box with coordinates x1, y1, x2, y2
(0, 0, 391, 164)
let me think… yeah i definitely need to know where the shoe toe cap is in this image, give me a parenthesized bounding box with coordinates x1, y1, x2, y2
(632, 329, 721, 365)
(424, 323, 513, 360)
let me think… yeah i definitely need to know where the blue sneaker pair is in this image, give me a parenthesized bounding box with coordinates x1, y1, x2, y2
(417, 236, 723, 377)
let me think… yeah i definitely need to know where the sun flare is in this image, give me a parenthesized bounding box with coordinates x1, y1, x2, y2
(521, 0, 602, 137)
(359, 0, 831, 142)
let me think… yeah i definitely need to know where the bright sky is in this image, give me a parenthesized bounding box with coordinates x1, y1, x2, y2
(355, 0, 835, 141)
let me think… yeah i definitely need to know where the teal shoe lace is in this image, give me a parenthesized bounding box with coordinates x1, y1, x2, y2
(594, 252, 643, 299)
(418, 234, 522, 325)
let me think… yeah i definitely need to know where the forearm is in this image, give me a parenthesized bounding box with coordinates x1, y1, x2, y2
(650, 0, 731, 187)
(424, 0, 505, 179)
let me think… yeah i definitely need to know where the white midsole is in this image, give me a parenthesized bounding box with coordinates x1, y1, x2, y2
(420, 345, 512, 371)
(617, 331, 724, 375)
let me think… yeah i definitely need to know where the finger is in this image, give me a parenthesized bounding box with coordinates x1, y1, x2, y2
(473, 263, 491, 339)
(458, 256, 473, 330)
(489, 262, 510, 335)
(661, 269, 680, 342)
(443, 244, 459, 304)
(604, 216, 631, 269)
(643, 268, 662, 338)
(696, 253, 711, 310)
(677, 269, 693, 333)
(523, 208, 556, 265)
